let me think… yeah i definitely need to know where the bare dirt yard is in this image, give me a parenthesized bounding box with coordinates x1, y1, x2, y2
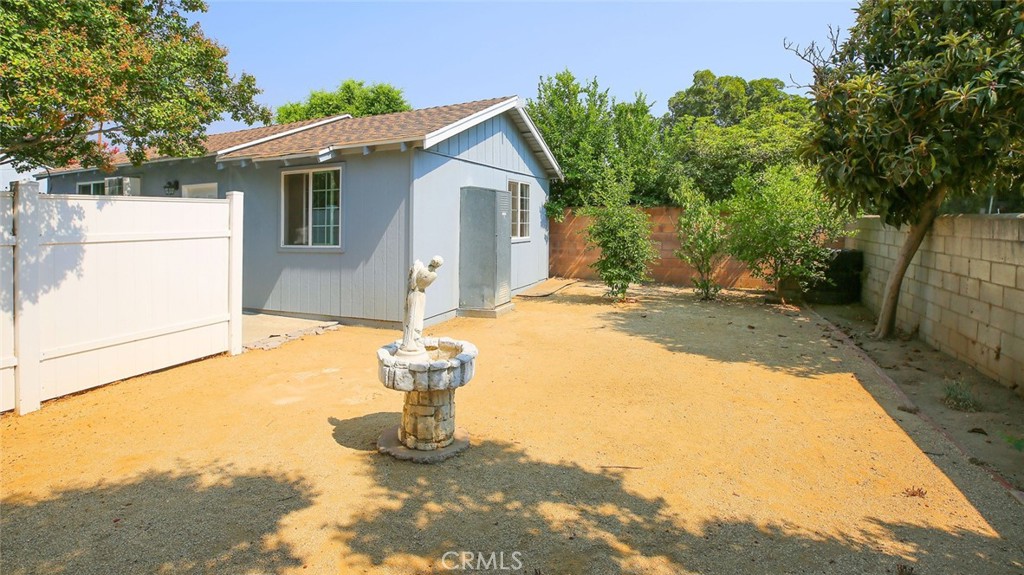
(2, 281, 1022, 574)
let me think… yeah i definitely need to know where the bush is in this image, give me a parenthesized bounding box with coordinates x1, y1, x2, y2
(726, 164, 849, 299)
(943, 379, 981, 412)
(672, 180, 727, 300)
(582, 204, 658, 299)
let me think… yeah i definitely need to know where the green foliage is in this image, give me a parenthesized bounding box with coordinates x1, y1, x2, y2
(275, 79, 411, 123)
(942, 379, 981, 413)
(725, 165, 849, 295)
(799, 0, 1024, 227)
(672, 179, 727, 300)
(527, 70, 625, 218)
(612, 94, 680, 206)
(663, 70, 813, 202)
(582, 200, 658, 300)
(0, 0, 271, 172)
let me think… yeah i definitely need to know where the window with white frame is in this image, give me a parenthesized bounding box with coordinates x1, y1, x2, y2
(77, 181, 105, 195)
(281, 168, 341, 247)
(508, 180, 529, 239)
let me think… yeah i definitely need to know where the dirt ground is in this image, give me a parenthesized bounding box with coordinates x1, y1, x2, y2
(813, 303, 1024, 495)
(2, 281, 1022, 575)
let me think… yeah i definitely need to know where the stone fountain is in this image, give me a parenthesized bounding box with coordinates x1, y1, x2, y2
(376, 256, 478, 463)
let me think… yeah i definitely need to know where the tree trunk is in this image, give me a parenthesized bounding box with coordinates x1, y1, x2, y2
(872, 185, 948, 338)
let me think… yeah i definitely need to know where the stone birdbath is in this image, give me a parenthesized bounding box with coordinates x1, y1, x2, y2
(375, 256, 478, 462)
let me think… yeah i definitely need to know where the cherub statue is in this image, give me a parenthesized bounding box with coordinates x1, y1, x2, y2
(399, 255, 444, 355)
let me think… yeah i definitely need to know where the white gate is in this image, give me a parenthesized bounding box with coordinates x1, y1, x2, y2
(1, 182, 243, 414)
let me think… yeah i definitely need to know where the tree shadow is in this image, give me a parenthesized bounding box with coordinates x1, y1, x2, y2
(580, 283, 844, 378)
(0, 187, 91, 314)
(329, 412, 400, 451)
(1, 464, 314, 575)
(330, 438, 1023, 574)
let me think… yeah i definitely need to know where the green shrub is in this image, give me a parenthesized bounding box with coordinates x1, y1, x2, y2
(725, 164, 849, 299)
(942, 379, 981, 412)
(583, 204, 658, 299)
(672, 180, 727, 300)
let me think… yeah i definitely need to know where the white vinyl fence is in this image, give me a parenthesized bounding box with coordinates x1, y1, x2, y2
(1, 182, 243, 414)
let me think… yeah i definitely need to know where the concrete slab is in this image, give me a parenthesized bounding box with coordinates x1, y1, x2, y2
(242, 311, 338, 350)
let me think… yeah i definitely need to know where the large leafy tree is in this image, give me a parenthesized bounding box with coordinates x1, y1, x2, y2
(275, 79, 411, 123)
(0, 0, 271, 172)
(796, 0, 1024, 338)
(664, 71, 813, 202)
(527, 70, 623, 217)
(612, 94, 680, 206)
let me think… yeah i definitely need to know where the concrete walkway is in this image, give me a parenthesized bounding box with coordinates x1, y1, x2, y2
(242, 311, 338, 350)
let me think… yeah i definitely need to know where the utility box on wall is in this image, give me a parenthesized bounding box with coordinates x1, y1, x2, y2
(459, 187, 512, 316)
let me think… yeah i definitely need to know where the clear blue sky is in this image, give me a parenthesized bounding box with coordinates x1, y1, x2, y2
(199, 1, 859, 133)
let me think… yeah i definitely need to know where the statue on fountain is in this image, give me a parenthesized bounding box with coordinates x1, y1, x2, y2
(397, 256, 443, 360)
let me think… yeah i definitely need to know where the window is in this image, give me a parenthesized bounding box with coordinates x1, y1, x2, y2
(281, 168, 341, 247)
(181, 183, 218, 199)
(508, 180, 530, 239)
(77, 181, 105, 195)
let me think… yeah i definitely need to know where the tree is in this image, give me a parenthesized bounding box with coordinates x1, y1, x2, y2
(582, 175, 658, 300)
(672, 179, 728, 300)
(795, 0, 1024, 337)
(726, 165, 849, 301)
(275, 79, 411, 123)
(663, 71, 813, 202)
(0, 0, 271, 172)
(612, 94, 680, 206)
(527, 70, 623, 218)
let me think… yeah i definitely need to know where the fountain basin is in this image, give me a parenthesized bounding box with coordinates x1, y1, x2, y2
(377, 337, 477, 392)
(376, 337, 478, 458)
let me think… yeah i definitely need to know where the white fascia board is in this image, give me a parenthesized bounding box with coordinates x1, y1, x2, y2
(422, 98, 519, 149)
(513, 105, 564, 181)
(214, 114, 352, 156)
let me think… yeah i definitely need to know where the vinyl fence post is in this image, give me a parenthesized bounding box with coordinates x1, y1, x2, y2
(13, 181, 41, 414)
(227, 191, 244, 355)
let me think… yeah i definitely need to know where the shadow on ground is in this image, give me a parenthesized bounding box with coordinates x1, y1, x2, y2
(331, 437, 1021, 574)
(1, 465, 314, 575)
(330, 412, 400, 451)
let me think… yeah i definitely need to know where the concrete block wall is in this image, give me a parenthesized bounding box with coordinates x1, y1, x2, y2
(549, 207, 769, 289)
(847, 215, 1023, 394)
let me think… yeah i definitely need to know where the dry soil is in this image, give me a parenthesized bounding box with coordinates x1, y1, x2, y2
(2, 282, 1022, 574)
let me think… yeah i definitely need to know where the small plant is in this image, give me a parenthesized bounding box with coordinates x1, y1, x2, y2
(895, 564, 916, 575)
(902, 486, 927, 498)
(583, 204, 658, 300)
(942, 379, 981, 412)
(672, 179, 727, 301)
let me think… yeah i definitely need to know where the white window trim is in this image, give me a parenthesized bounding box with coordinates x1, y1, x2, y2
(77, 180, 105, 195)
(508, 179, 530, 241)
(279, 166, 343, 250)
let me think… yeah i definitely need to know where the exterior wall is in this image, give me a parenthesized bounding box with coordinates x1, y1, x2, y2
(3, 182, 242, 414)
(847, 215, 1024, 393)
(45, 158, 229, 198)
(550, 207, 771, 289)
(414, 112, 551, 321)
(230, 153, 409, 322)
(47, 154, 410, 323)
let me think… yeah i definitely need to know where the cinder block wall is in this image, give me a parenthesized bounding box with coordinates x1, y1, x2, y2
(549, 207, 769, 289)
(847, 215, 1024, 394)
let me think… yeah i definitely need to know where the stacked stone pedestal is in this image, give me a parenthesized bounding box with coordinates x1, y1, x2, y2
(401, 390, 456, 450)
(376, 338, 477, 463)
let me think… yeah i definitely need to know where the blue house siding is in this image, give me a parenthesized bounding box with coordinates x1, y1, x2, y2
(415, 112, 550, 322)
(46, 159, 230, 197)
(230, 152, 408, 322)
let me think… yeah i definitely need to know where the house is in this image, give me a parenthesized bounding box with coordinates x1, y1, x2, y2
(41, 97, 563, 327)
